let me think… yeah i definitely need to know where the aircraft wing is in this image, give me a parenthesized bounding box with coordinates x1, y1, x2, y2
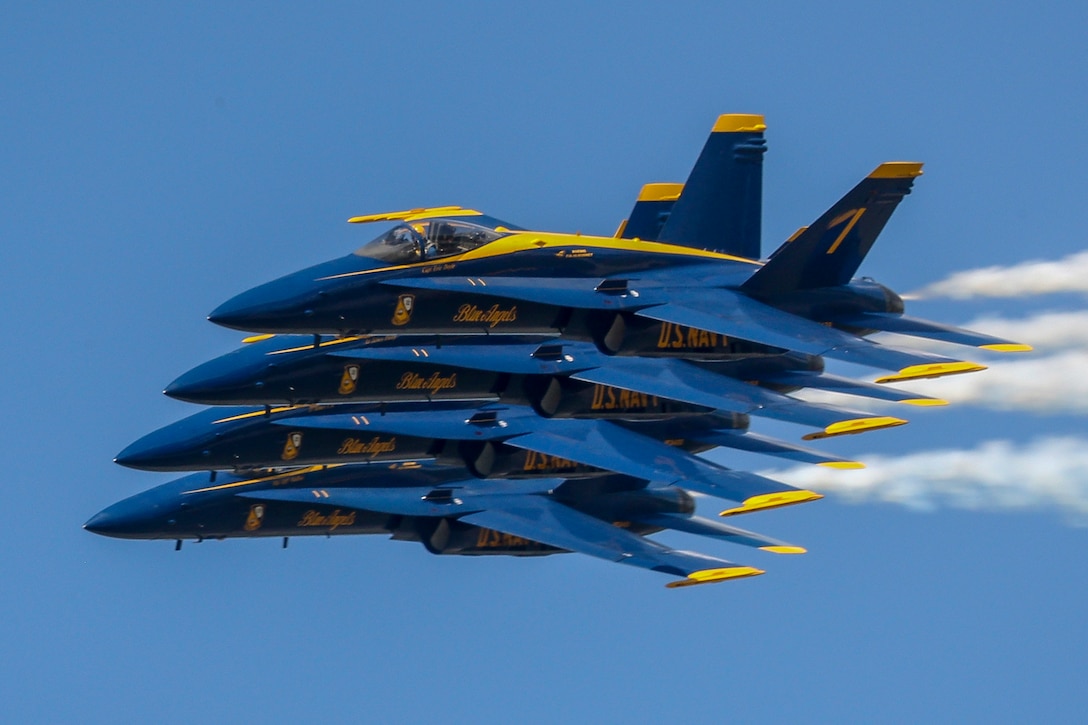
(571, 357, 907, 437)
(636, 287, 986, 380)
(381, 275, 651, 310)
(328, 337, 600, 376)
(502, 426, 813, 509)
(237, 479, 564, 517)
(691, 429, 863, 468)
(461, 496, 763, 587)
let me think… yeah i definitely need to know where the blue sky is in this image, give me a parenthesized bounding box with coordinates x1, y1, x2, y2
(4, 3, 1087, 722)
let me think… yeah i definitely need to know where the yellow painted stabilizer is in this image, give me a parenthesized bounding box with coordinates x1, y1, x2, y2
(818, 461, 865, 470)
(348, 206, 483, 224)
(981, 343, 1034, 352)
(900, 398, 949, 407)
(712, 114, 766, 133)
(802, 416, 907, 441)
(868, 161, 924, 179)
(876, 361, 987, 384)
(665, 566, 765, 588)
(637, 182, 684, 202)
(760, 546, 807, 555)
(719, 490, 823, 517)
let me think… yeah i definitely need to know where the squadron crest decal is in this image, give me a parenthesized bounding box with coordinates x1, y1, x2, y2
(281, 431, 303, 461)
(392, 294, 415, 326)
(338, 364, 360, 395)
(244, 504, 265, 532)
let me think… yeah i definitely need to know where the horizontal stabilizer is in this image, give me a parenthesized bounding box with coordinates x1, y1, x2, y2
(347, 206, 483, 223)
(462, 498, 763, 587)
(831, 313, 1034, 351)
(742, 161, 922, 295)
(761, 370, 945, 405)
(637, 287, 984, 376)
(572, 357, 906, 436)
(638, 513, 806, 553)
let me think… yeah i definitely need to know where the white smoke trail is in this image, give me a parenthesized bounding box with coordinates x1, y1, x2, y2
(910, 249, 1088, 299)
(909, 350, 1088, 414)
(791, 309, 1088, 414)
(763, 437, 1088, 521)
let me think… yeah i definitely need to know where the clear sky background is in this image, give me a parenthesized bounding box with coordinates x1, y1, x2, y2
(3, 3, 1087, 722)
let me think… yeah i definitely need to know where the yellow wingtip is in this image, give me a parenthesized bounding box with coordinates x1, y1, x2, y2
(818, 461, 866, 470)
(900, 398, 950, 407)
(242, 334, 275, 344)
(637, 182, 684, 202)
(802, 416, 907, 441)
(712, 113, 766, 133)
(760, 545, 807, 555)
(869, 161, 924, 179)
(719, 490, 823, 517)
(981, 343, 1033, 353)
(665, 566, 765, 588)
(875, 361, 987, 384)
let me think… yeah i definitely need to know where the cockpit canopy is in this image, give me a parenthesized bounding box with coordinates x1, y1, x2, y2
(354, 218, 508, 264)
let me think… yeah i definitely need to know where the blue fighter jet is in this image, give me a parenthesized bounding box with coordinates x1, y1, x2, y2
(86, 464, 807, 587)
(206, 115, 1029, 386)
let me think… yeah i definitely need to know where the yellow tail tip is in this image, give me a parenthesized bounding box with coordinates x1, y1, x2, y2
(868, 161, 924, 179)
(720, 490, 823, 517)
(981, 343, 1033, 353)
(818, 461, 866, 470)
(637, 182, 684, 202)
(760, 545, 807, 555)
(875, 361, 987, 384)
(712, 113, 766, 133)
(900, 398, 950, 407)
(666, 566, 765, 588)
(803, 416, 907, 441)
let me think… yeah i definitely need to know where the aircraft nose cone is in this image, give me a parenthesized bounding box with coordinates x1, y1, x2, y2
(113, 441, 154, 469)
(83, 510, 122, 536)
(163, 374, 212, 404)
(207, 294, 266, 331)
(84, 504, 150, 538)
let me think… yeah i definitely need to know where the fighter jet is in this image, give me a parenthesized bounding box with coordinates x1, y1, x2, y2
(164, 333, 943, 438)
(85, 463, 808, 587)
(206, 115, 1030, 385)
(113, 401, 829, 516)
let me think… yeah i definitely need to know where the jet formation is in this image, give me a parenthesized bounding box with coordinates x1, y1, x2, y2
(86, 114, 1030, 588)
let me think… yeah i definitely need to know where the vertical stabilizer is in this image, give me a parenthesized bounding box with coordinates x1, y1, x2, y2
(743, 162, 923, 296)
(656, 114, 767, 259)
(616, 183, 683, 240)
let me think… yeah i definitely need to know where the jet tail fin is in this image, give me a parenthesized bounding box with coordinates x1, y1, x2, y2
(615, 183, 683, 241)
(743, 162, 923, 296)
(656, 114, 767, 259)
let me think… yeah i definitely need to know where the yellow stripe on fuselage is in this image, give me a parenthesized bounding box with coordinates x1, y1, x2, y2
(182, 465, 344, 494)
(318, 231, 761, 282)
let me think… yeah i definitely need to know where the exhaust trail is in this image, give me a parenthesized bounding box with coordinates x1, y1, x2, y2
(761, 437, 1088, 521)
(910, 249, 1088, 299)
